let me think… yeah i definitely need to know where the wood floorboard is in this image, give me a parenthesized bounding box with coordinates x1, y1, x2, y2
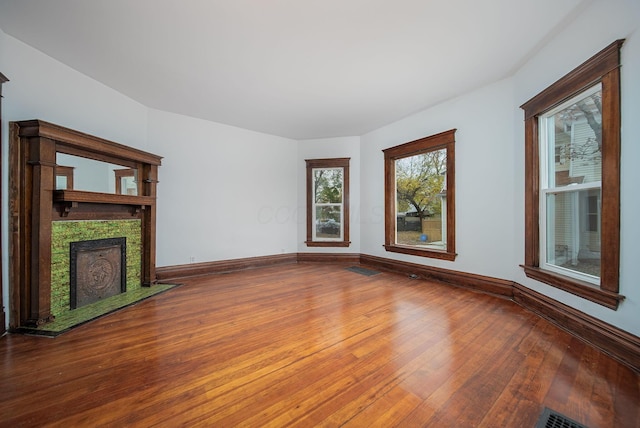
(1, 263, 639, 427)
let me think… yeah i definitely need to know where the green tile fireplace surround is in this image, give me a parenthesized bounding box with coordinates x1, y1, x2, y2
(51, 219, 142, 320)
(51, 219, 142, 317)
(12, 218, 178, 336)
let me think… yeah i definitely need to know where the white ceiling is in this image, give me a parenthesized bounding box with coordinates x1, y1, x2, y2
(0, 0, 587, 140)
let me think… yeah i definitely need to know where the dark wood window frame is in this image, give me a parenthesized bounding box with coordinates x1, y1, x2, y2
(520, 40, 625, 310)
(383, 129, 456, 261)
(305, 158, 350, 248)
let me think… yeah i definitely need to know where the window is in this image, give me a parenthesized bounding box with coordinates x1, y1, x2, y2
(383, 129, 456, 261)
(539, 84, 603, 285)
(305, 158, 350, 247)
(520, 40, 624, 309)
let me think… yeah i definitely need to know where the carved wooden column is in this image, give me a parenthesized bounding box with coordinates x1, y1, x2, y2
(142, 163, 158, 287)
(26, 137, 56, 325)
(0, 72, 8, 334)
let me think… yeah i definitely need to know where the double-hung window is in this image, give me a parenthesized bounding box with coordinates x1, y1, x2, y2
(520, 40, 624, 309)
(305, 158, 350, 247)
(539, 84, 603, 285)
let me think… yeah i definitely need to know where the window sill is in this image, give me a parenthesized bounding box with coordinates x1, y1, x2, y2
(305, 241, 350, 248)
(384, 244, 457, 261)
(521, 265, 623, 310)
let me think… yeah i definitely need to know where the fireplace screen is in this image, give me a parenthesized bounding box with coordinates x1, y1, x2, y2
(70, 237, 127, 309)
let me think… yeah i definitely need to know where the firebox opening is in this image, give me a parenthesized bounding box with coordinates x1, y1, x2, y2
(70, 237, 127, 309)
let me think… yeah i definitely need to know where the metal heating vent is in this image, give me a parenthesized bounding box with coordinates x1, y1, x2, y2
(345, 266, 380, 276)
(536, 407, 588, 428)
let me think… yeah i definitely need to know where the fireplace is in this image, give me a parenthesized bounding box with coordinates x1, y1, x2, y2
(10, 120, 161, 328)
(70, 238, 127, 309)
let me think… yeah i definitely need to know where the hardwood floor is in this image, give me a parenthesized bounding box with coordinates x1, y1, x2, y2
(1, 263, 638, 427)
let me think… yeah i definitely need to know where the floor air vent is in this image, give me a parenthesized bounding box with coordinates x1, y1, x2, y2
(536, 407, 588, 428)
(345, 266, 380, 276)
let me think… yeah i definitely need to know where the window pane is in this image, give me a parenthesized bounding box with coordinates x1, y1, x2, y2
(395, 149, 446, 250)
(306, 158, 349, 246)
(545, 86, 602, 188)
(315, 206, 341, 239)
(314, 168, 343, 203)
(545, 189, 601, 280)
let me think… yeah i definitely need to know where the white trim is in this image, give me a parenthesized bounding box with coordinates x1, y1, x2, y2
(543, 181, 601, 194)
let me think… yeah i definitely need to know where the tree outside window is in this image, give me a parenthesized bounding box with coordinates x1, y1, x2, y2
(383, 129, 456, 261)
(305, 158, 350, 247)
(395, 149, 447, 250)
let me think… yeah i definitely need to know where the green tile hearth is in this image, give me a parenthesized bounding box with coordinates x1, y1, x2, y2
(18, 284, 179, 336)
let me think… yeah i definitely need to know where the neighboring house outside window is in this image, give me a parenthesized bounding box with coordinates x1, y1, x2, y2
(305, 158, 350, 247)
(538, 83, 602, 285)
(520, 40, 624, 309)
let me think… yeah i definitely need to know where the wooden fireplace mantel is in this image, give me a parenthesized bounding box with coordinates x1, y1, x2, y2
(54, 189, 156, 206)
(9, 120, 162, 328)
(53, 190, 156, 218)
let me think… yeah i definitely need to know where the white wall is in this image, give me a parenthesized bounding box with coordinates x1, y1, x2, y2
(360, 0, 640, 336)
(0, 30, 150, 328)
(297, 136, 361, 254)
(0, 32, 148, 149)
(512, 0, 640, 336)
(148, 109, 299, 266)
(360, 77, 516, 280)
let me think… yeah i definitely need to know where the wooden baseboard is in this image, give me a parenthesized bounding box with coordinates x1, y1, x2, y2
(297, 252, 361, 264)
(156, 253, 297, 281)
(513, 283, 640, 373)
(360, 254, 514, 298)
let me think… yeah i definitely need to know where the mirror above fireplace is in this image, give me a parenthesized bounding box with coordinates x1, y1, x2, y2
(56, 152, 140, 195)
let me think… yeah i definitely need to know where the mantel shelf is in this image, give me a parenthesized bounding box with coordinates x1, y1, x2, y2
(54, 190, 155, 206)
